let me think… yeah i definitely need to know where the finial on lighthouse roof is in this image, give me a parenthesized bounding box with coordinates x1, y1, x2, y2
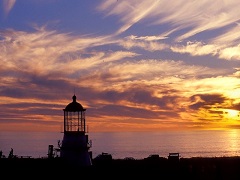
(72, 94, 77, 102)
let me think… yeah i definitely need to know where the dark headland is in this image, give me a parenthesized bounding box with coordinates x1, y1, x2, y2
(1, 154, 240, 179)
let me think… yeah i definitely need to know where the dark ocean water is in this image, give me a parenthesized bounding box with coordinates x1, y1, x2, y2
(1, 130, 240, 159)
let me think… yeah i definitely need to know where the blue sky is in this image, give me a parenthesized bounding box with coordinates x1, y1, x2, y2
(0, 0, 240, 132)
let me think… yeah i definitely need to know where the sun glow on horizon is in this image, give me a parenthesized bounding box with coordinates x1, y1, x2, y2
(224, 109, 240, 120)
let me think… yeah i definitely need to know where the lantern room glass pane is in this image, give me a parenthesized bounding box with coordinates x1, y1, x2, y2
(64, 111, 85, 132)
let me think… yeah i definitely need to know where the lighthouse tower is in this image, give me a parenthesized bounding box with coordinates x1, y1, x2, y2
(60, 94, 92, 166)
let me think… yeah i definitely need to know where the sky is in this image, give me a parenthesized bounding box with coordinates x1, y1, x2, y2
(0, 0, 240, 132)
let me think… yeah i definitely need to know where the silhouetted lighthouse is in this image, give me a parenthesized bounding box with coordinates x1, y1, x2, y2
(60, 94, 92, 166)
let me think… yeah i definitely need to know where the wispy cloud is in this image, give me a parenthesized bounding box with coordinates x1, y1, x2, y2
(170, 41, 218, 57)
(98, 0, 161, 35)
(2, 0, 16, 18)
(98, 0, 240, 43)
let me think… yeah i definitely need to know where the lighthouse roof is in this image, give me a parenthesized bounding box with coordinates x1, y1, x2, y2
(64, 95, 86, 112)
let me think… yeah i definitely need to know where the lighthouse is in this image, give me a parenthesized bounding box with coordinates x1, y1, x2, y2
(60, 94, 92, 166)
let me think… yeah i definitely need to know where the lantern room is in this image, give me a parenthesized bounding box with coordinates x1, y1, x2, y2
(63, 94, 86, 132)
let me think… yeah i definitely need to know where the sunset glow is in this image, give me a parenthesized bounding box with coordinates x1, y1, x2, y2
(0, 0, 240, 132)
(225, 109, 239, 120)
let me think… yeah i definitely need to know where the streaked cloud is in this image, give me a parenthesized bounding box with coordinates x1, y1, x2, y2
(98, 0, 161, 35)
(2, 0, 16, 18)
(171, 41, 218, 57)
(98, 0, 240, 43)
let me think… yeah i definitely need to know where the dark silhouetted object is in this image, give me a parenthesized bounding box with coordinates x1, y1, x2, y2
(48, 145, 54, 158)
(8, 148, 13, 158)
(168, 152, 180, 163)
(59, 94, 92, 166)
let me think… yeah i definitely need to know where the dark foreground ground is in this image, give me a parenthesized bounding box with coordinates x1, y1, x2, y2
(1, 156, 240, 179)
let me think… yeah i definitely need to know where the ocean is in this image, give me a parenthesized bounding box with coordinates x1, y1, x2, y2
(1, 130, 240, 159)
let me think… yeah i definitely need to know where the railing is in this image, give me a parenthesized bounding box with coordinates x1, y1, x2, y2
(87, 140, 92, 148)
